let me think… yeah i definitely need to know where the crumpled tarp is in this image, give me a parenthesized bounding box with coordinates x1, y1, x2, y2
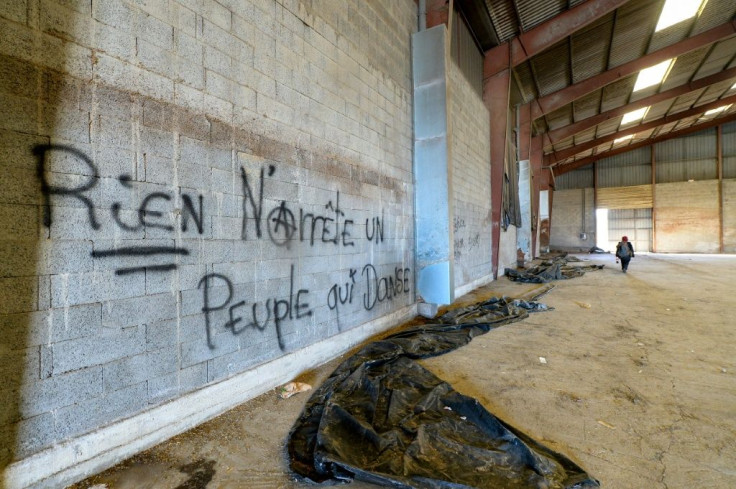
(288, 297, 599, 489)
(505, 256, 604, 284)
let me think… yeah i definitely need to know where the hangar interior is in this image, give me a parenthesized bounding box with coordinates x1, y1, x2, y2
(0, 0, 735, 488)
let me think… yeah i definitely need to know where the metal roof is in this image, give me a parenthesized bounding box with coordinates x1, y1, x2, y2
(458, 0, 736, 174)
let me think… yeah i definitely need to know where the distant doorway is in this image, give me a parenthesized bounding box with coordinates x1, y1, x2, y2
(605, 208, 652, 252)
(596, 208, 609, 251)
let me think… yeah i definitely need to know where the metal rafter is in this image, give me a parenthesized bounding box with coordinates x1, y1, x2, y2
(552, 112, 736, 175)
(538, 66, 736, 147)
(485, 0, 628, 76)
(547, 93, 736, 164)
(530, 20, 736, 120)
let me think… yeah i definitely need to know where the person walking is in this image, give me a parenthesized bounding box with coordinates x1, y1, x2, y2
(615, 236, 635, 273)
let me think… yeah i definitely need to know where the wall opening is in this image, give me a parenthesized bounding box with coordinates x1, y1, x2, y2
(596, 208, 610, 251)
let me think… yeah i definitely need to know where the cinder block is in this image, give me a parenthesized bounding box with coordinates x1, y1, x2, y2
(93, 1, 136, 33)
(54, 381, 148, 440)
(211, 167, 237, 196)
(51, 269, 145, 308)
(0, 347, 40, 388)
(94, 20, 136, 61)
(138, 68, 175, 103)
(39, 240, 94, 275)
(13, 412, 57, 459)
(147, 371, 179, 404)
(19, 366, 103, 418)
(102, 292, 178, 328)
(145, 318, 177, 351)
(144, 153, 175, 186)
(138, 38, 175, 78)
(103, 347, 177, 391)
(179, 361, 208, 393)
(138, 12, 174, 50)
(52, 325, 145, 374)
(179, 331, 238, 368)
(0, 275, 37, 314)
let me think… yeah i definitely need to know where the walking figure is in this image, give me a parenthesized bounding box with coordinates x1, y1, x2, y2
(615, 236, 635, 273)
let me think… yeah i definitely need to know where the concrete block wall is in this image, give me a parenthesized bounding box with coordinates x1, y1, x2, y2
(0, 0, 417, 483)
(449, 63, 493, 290)
(655, 180, 720, 253)
(549, 188, 596, 251)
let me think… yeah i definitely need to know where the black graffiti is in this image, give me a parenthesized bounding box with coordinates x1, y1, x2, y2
(116, 264, 178, 276)
(199, 265, 312, 351)
(91, 246, 189, 258)
(267, 201, 297, 246)
(241, 166, 358, 247)
(327, 268, 358, 327)
(365, 211, 384, 243)
(35, 144, 100, 229)
(361, 265, 410, 311)
(34, 145, 204, 275)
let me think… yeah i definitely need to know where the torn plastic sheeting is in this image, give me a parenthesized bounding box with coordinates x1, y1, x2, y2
(505, 257, 604, 284)
(288, 297, 599, 488)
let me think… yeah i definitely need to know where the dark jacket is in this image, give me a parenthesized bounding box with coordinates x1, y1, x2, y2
(616, 241, 635, 259)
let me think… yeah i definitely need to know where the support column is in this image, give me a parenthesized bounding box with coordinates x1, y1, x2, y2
(651, 145, 657, 252)
(483, 44, 511, 278)
(528, 107, 542, 258)
(718, 124, 724, 253)
(413, 25, 454, 305)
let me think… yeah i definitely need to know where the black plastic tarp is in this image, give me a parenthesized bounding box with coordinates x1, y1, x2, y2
(505, 257, 604, 284)
(288, 297, 599, 488)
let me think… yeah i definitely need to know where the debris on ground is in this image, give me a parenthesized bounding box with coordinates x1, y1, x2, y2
(288, 296, 599, 488)
(575, 301, 592, 309)
(505, 255, 604, 283)
(278, 382, 312, 399)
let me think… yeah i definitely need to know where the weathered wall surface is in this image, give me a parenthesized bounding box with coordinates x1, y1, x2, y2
(449, 63, 492, 291)
(549, 188, 595, 251)
(723, 179, 736, 253)
(655, 180, 720, 253)
(0, 0, 416, 483)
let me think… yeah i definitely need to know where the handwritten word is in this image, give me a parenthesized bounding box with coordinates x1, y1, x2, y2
(198, 265, 312, 350)
(35, 145, 204, 234)
(242, 165, 392, 248)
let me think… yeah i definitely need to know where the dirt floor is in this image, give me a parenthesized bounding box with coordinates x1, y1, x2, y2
(70, 253, 736, 489)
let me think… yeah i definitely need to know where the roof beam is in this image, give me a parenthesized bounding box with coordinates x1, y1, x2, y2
(539, 66, 736, 147)
(552, 112, 736, 175)
(530, 20, 736, 120)
(548, 93, 736, 164)
(484, 0, 628, 77)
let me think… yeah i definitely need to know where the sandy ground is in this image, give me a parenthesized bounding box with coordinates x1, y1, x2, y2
(70, 253, 736, 489)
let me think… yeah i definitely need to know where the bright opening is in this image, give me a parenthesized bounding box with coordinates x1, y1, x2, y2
(633, 59, 674, 92)
(703, 104, 732, 117)
(596, 208, 610, 251)
(655, 0, 706, 32)
(620, 107, 649, 126)
(614, 134, 634, 144)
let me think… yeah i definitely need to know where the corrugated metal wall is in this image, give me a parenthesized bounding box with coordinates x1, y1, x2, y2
(608, 208, 652, 253)
(451, 12, 483, 96)
(723, 120, 736, 179)
(555, 164, 593, 189)
(598, 147, 651, 187)
(655, 128, 717, 183)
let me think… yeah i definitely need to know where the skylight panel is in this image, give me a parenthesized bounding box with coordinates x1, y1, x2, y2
(620, 107, 649, 126)
(703, 104, 731, 117)
(614, 134, 634, 144)
(655, 0, 706, 32)
(633, 59, 674, 92)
